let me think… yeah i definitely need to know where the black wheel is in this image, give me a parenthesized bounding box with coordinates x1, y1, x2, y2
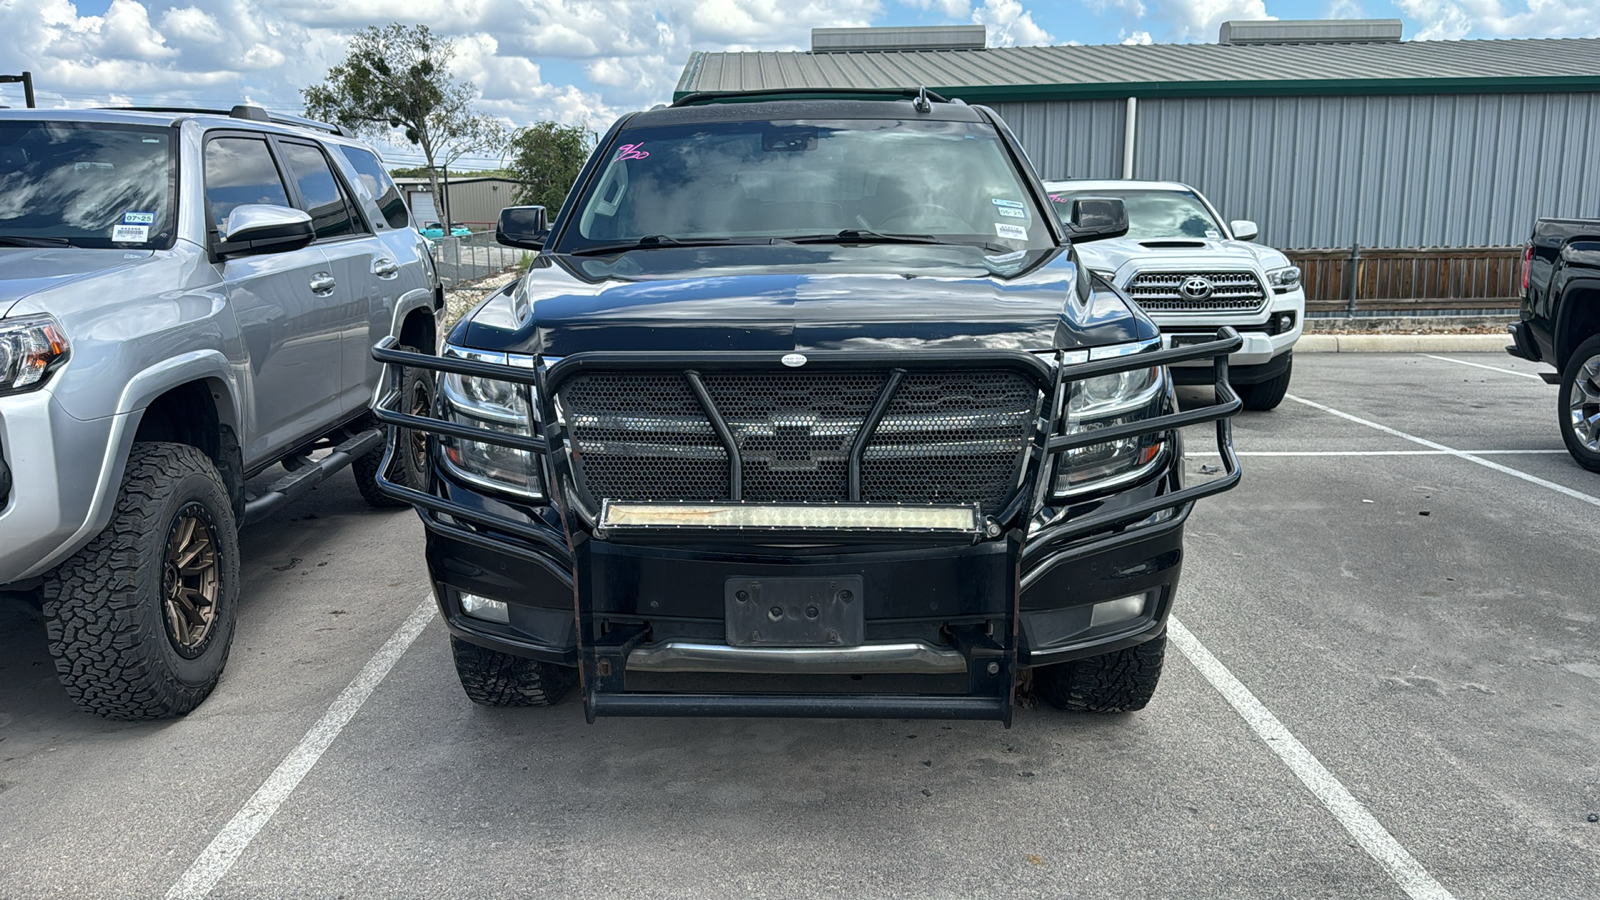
(1033, 634, 1166, 713)
(451, 636, 573, 707)
(1558, 334, 1600, 473)
(42, 443, 240, 719)
(1237, 353, 1292, 411)
(354, 344, 433, 508)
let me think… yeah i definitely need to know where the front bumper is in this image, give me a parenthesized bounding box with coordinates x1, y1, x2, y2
(371, 332, 1242, 723)
(1155, 287, 1304, 370)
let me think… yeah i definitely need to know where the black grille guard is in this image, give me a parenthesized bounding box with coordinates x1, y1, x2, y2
(369, 328, 1241, 548)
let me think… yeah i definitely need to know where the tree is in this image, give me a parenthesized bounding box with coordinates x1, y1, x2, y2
(503, 122, 595, 218)
(303, 23, 505, 225)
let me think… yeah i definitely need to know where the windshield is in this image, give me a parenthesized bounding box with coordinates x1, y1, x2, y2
(557, 117, 1055, 254)
(0, 121, 177, 249)
(1048, 188, 1225, 241)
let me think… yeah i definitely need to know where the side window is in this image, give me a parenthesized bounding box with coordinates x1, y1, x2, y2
(203, 137, 292, 235)
(340, 145, 410, 230)
(277, 141, 363, 240)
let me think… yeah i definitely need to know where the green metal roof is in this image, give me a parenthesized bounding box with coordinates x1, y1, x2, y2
(674, 38, 1600, 102)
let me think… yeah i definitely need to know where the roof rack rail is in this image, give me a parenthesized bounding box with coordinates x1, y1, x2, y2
(671, 86, 953, 107)
(99, 104, 348, 136)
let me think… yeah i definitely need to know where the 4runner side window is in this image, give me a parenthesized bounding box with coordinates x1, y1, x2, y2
(340, 145, 410, 230)
(278, 140, 363, 240)
(203, 136, 292, 236)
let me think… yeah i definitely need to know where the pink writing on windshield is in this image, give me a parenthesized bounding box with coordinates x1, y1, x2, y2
(615, 143, 650, 161)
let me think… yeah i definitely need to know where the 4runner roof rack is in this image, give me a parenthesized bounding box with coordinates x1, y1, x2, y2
(671, 86, 955, 107)
(100, 104, 348, 137)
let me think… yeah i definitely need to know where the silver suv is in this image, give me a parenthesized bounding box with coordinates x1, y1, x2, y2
(0, 105, 440, 718)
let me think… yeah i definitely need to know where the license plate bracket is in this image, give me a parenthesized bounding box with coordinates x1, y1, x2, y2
(725, 575, 865, 647)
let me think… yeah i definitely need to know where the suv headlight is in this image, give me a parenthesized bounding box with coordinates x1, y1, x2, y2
(437, 345, 544, 499)
(1049, 341, 1171, 498)
(1266, 265, 1301, 293)
(0, 315, 70, 396)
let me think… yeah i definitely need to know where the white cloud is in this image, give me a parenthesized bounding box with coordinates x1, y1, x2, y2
(900, 0, 973, 16)
(1120, 29, 1154, 43)
(972, 0, 1053, 46)
(1146, 0, 1269, 41)
(1326, 0, 1365, 18)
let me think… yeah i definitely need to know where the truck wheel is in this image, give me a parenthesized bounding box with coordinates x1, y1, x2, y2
(42, 443, 240, 720)
(354, 344, 433, 508)
(451, 637, 573, 707)
(1558, 334, 1600, 473)
(1237, 354, 1292, 411)
(1033, 634, 1166, 712)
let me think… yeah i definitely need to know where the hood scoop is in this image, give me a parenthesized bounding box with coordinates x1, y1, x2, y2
(1139, 240, 1208, 249)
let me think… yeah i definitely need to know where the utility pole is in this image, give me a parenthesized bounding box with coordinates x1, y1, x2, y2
(0, 71, 36, 108)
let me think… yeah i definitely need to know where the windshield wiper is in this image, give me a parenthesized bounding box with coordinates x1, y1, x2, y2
(567, 235, 778, 256)
(787, 230, 1013, 254)
(0, 235, 73, 247)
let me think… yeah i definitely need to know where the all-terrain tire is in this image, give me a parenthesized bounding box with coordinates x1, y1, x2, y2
(1557, 334, 1600, 473)
(354, 344, 433, 508)
(1236, 353, 1292, 411)
(42, 442, 241, 719)
(1033, 634, 1166, 713)
(451, 636, 573, 707)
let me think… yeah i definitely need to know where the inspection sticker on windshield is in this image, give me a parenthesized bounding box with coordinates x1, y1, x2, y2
(994, 223, 1028, 241)
(122, 212, 155, 225)
(112, 224, 150, 242)
(996, 206, 1027, 219)
(991, 198, 1024, 209)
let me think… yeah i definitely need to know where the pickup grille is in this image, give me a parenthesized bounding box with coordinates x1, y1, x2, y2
(558, 369, 1040, 515)
(1126, 271, 1267, 314)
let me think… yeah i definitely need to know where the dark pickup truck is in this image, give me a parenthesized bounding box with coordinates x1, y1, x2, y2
(370, 90, 1242, 726)
(1508, 219, 1600, 472)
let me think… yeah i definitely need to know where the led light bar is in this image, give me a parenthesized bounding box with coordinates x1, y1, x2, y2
(598, 502, 982, 534)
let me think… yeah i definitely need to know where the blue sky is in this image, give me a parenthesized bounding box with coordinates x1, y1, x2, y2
(3, 0, 1591, 169)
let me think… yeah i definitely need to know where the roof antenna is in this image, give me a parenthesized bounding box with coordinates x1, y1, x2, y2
(913, 85, 932, 114)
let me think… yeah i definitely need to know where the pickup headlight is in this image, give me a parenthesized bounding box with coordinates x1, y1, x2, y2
(0, 315, 70, 396)
(1050, 341, 1171, 498)
(437, 345, 544, 499)
(1266, 265, 1301, 293)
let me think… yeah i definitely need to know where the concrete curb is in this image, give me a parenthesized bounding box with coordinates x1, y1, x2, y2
(1296, 334, 1511, 353)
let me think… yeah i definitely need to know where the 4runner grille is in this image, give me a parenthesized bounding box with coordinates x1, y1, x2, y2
(1126, 271, 1267, 314)
(558, 369, 1039, 515)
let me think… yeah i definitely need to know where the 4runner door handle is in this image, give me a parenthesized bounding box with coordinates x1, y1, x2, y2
(372, 259, 400, 278)
(309, 273, 337, 295)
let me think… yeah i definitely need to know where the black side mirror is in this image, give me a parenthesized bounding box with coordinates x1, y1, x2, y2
(211, 204, 315, 260)
(497, 205, 549, 250)
(1066, 197, 1129, 243)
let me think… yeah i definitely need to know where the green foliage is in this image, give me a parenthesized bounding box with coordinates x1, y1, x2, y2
(302, 23, 506, 221)
(504, 122, 595, 218)
(388, 165, 491, 179)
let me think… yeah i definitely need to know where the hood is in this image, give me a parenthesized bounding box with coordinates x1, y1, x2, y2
(0, 248, 158, 318)
(1072, 237, 1289, 274)
(457, 243, 1152, 357)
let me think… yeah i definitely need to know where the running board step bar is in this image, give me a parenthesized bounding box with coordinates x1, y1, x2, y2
(243, 428, 383, 525)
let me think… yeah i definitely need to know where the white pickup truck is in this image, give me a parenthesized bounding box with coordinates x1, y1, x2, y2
(1045, 180, 1304, 410)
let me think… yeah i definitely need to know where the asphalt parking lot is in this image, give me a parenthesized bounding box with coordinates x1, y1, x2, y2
(1, 351, 1596, 899)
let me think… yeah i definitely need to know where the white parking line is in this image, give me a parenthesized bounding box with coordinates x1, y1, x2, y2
(1286, 395, 1600, 509)
(1421, 354, 1546, 381)
(1169, 618, 1457, 900)
(166, 597, 437, 900)
(1193, 450, 1567, 457)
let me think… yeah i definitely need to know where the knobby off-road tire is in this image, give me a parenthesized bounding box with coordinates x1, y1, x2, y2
(451, 637, 573, 707)
(1034, 634, 1167, 713)
(354, 344, 433, 508)
(1557, 334, 1600, 473)
(42, 442, 241, 719)
(1237, 354, 1293, 411)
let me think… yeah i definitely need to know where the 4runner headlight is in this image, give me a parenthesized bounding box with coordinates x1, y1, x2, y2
(0, 315, 70, 395)
(1266, 265, 1301, 293)
(437, 345, 544, 499)
(1049, 341, 1170, 498)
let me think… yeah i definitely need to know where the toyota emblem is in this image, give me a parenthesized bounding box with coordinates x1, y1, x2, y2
(1179, 276, 1215, 300)
(781, 353, 808, 367)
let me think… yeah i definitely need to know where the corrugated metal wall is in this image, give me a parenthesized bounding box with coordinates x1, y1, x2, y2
(996, 93, 1600, 249)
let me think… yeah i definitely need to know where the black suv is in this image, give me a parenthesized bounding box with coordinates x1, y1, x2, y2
(372, 90, 1242, 725)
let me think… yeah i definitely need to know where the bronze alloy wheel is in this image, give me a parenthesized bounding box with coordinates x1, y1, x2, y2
(162, 503, 221, 657)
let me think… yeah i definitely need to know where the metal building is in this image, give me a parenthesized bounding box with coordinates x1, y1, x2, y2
(675, 24, 1600, 250)
(394, 176, 526, 231)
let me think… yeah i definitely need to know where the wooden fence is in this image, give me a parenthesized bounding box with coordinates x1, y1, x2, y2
(1285, 247, 1522, 315)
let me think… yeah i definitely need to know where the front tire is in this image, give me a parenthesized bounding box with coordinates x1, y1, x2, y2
(1558, 334, 1600, 473)
(1033, 635, 1166, 713)
(42, 443, 241, 720)
(1237, 354, 1292, 411)
(354, 344, 433, 507)
(451, 637, 573, 707)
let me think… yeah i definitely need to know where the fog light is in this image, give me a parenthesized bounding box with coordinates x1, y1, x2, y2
(460, 592, 510, 624)
(1277, 312, 1295, 334)
(1089, 593, 1147, 627)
